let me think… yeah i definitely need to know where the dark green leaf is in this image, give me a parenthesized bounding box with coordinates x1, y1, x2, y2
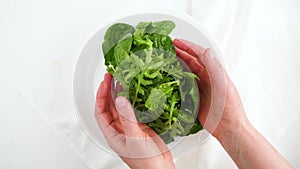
(151, 21, 176, 35)
(145, 88, 167, 114)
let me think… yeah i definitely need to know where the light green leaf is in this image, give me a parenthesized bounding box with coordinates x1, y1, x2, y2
(145, 89, 167, 115)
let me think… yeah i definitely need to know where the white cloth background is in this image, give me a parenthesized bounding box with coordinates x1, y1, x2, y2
(13, 0, 300, 168)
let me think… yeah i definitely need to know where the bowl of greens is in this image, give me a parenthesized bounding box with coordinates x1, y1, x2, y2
(73, 12, 220, 158)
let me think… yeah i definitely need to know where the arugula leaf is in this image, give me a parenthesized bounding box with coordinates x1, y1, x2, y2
(145, 88, 167, 116)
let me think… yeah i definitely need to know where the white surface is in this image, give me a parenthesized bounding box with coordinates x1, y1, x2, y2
(1, 0, 299, 169)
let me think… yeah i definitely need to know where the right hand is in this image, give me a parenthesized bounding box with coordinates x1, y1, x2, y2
(174, 39, 294, 169)
(173, 39, 249, 139)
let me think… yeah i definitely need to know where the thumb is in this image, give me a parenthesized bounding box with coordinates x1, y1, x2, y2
(115, 96, 141, 137)
(201, 49, 226, 134)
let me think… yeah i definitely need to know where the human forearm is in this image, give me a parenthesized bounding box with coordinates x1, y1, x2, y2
(217, 119, 293, 169)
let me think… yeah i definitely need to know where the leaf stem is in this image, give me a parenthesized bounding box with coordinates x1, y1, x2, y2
(132, 74, 142, 107)
(168, 101, 176, 127)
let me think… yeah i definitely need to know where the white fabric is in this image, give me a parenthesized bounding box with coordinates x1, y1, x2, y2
(19, 0, 300, 168)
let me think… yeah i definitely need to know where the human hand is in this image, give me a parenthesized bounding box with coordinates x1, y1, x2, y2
(174, 39, 294, 169)
(94, 73, 175, 169)
(173, 39, 249, 139)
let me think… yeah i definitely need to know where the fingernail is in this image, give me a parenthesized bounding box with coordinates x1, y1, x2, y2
(115, 97, 127, 108)
(205, 49, 215, 60)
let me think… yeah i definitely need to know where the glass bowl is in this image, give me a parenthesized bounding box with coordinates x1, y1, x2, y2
(73, 11, 221, 159)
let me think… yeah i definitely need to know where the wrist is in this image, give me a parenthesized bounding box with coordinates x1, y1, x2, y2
(216, 117, 253, 146)
(215, 117, 294, 169)
(215, 117, 256, 161)
(125, 156, 175, 169)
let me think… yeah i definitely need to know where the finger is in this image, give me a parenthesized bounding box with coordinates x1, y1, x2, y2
(95, 105, 125, 155)
(175, 47, 204, 72)
(173, 39, 206, 66)
(137, 124, 172, 158)
(94, 104, 120, 140)
(201, 49, 226, 134)
(173, 39, 204, 57)
(176, 47, 210, 87)
(116, 81, 122, 94)
(108, 79, 120, 123)
(115, 96, 141, 137)
(111, 77, 117, 100)
(148, 130, 170, 156)
(202, 49, 225, 84)
(95, 73, 112, 119)
(95, 74, 120, 140)
(139, 124, 170, 153)
(202, 49, 223, 73)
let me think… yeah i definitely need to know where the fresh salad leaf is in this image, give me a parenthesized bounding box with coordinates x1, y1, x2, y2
(151, 21, 176, 35)
(102, 23, 135, 74)
(145, 88, 167, 116)
(102, 21, 203, 144)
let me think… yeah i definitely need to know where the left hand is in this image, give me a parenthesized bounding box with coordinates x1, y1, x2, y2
(94, 73, 175, 169)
